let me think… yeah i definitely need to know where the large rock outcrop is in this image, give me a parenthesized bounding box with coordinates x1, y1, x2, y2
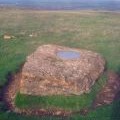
(20, 44, 105, 96)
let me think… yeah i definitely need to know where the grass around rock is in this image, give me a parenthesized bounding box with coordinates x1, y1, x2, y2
(15, 75, 107, 110)
(0, 8, 120, 119)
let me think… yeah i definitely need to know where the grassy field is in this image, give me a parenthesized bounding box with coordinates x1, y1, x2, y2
(0, 8, 120, 119)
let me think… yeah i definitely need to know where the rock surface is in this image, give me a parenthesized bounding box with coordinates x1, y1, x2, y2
(20, 44, 105, 96)
(3, 34, 15, 40)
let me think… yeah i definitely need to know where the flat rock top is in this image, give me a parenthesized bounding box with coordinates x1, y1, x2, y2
(20, 44, 105, 96)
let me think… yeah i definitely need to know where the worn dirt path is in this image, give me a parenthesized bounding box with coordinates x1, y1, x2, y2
(93, 71, 120, 108)
(2, 70, 120, 117)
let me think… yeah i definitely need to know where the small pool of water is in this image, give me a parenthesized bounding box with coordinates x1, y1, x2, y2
(57, 51, 80, 60)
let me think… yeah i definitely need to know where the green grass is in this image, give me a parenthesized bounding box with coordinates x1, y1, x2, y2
(71, 100, 120, 120)
(0, 8, 120, 119)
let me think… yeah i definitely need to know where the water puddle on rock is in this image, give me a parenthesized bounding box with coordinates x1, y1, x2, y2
(57, 51, 80, 60)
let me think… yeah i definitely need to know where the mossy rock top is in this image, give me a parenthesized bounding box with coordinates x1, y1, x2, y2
(20, 44, 105, 96)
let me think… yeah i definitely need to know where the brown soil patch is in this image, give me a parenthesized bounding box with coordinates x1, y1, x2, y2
(93, 71, 120, 108)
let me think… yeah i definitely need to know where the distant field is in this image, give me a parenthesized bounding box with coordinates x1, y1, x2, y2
(0, 8, 120, 120)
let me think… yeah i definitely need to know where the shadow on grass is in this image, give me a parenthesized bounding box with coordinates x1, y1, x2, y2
(111, 94, 120, 120)
(111, 70, 120, 120)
